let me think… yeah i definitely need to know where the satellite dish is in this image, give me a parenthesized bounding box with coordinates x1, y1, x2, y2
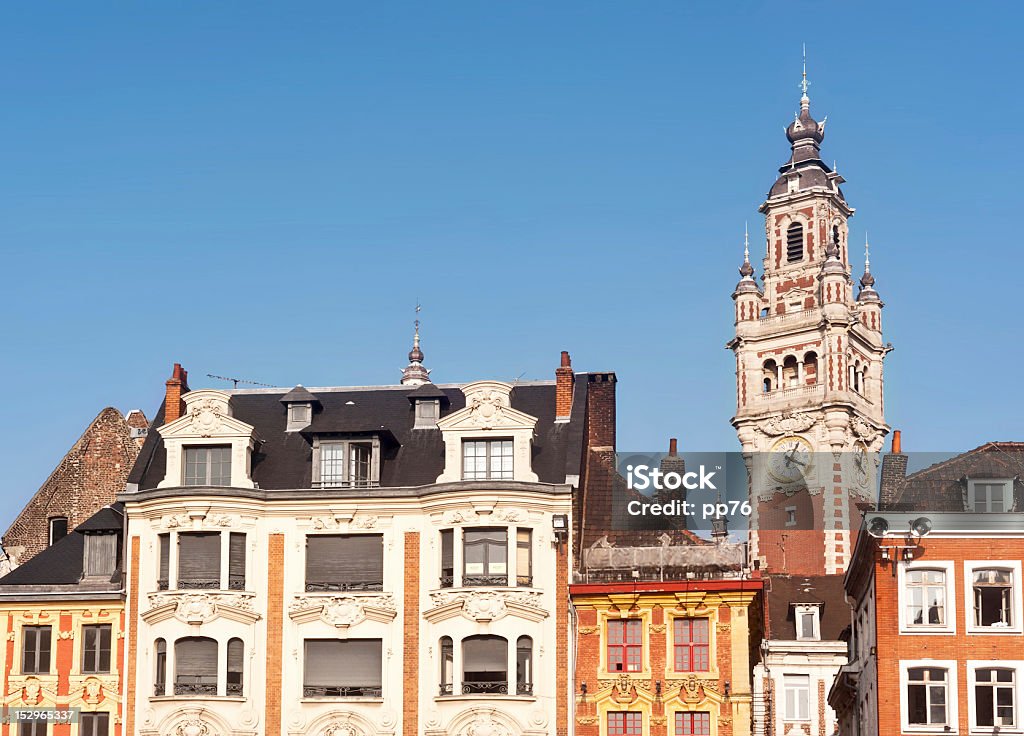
(867, 517, 889, 537)
(911, 517, 933, 537)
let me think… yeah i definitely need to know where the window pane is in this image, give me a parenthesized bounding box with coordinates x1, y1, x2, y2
(229, 533, 246, 590)
(462, 635, 508, 694)
(440, 530, 454, 587)
(517, 529, 532, 586)
(305, 535, 384, 591)
(210, 446, 232, 485)
(321, 443, 346, 487)
(304, 639, 382, 696)
(350, 444, 372, 485)
(82, 625, 112, 673)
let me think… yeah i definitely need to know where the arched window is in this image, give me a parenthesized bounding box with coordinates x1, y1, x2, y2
(48, 517, 68, 546)
(154, 639, 166, 696)
(833, 225, 841, 249)
(782, 355, 799, 388)
(517, 636, 533, 695)
(462, 635, 508, 694)
(787, 223, 804, 263)
(853, 362, 861, 393)
(762, 360, 777, 393)
(803, 352, 818, 386)
(227, 638, 244, 696)
(440, 637, 454, 695)
(174, 637, 218, 695)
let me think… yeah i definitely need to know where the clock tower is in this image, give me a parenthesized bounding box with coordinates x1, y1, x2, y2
(728, 66, 891, 575)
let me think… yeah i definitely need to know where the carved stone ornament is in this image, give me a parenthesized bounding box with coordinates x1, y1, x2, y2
(461, 711, 510, 736)
(82, 677, 104, 704)
(758, 412, 817, 436)
(289, 594, 397, 627)
(468, 390, 510, 429)
(426, 589, 547, 623)
(493, 508, 527, 523)
(676, 675, 719, 702)
(597, 674, 654, 698)
(162, 512, 235, 530)
(322, 718, 363, 736)
(575, 717, 598, 726)
(144, 591, 258, 625)
(174, 719, 211, 736)
(189, 399, 224, 436)
(649, 624, 666, 633)
(352, 515, 379, 529)
(650, 717, 668, 726)
(577, 626, 597, 635)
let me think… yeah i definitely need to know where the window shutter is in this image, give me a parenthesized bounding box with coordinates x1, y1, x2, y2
(158, 534, 170, 587)
(175, 638, 218, 679)
(85, 534, 117, 577)
(304, 640, 382, 687)
(305, 535, 383, 590)
(229, 533, 246, 589)
(177, 533, 221, 586)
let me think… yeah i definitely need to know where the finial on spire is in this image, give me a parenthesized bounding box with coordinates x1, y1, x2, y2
(799, 43, 811, 111)
(738, 222, 755, 280)
(864, 233, 871, 271)
(859, 233, 877, 291)
(401, 302, 430, 385)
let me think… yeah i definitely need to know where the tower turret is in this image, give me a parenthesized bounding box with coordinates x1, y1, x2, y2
(856, 236, 884, 334)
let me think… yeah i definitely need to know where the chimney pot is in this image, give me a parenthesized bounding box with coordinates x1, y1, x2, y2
(555, 350, 575, 419)
(560, 351, 571, 368)
(892, 430, 902, 454)
(669, 438, 678, 455)
(163, 362, 190, 425)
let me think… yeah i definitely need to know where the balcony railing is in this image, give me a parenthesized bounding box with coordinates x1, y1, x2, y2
(756, 383, 825, 402)
(756, 308, 821, 329)
(312, 480, 380, 489)
(439, 683, 454, 696)
(439, 575, 455, 588)
(303, 685, 383, 697)
(462, 575, 509, 587)
(516, 575, 533, 587)
(517, 681, 534, 696)
(579, 543, 746, 583)
(177, 578, 220, 590)
(462, 680, 509, 695)
(305, 580, 384, 593)
(228, 578, 246, 591)
(174, 677, 218, 696)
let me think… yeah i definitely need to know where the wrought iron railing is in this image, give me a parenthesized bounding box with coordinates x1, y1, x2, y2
(226, 682, 243, 696)
(462, 575, 509, 587)
(439, 575, 455, 588)
(439, 683, 454, 695)
(516, 575, 533, 587)
(304, 580, 384, 593)
(462, 680, 508, 694)
(157, 578, 169, 591)
(228, 578, 246, 590)
(303, 685, 383, 697)
(177, 578, 220, 590)
(154, 682, 166, 697)
(517, 681, 534, 696)
(174, 678, 218, 696)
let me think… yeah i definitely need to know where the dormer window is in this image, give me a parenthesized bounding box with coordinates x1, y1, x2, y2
(463, 439, 513, 480)
(183, 446, 232, 487)
(794, 604, 821, 641)
(312, 437, 381, 489)
(288, 403, 311, 430)
(84, 533, 118, 578)
(415, 399, 439, 429)
(968, 479, 1014, 512)
(281, 385, 320, 432)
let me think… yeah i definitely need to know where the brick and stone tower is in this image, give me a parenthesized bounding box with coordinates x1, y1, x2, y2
(728, 65, 891, 575)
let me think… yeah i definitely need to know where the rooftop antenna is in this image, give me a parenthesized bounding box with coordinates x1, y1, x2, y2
(206, 373, 276, 389)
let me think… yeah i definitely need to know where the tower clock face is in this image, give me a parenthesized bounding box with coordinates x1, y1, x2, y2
(768, 436, 814, 484)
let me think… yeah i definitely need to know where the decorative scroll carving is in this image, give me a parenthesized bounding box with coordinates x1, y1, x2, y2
(493, 508, 527, 523)
(143, 591, 258, 624)
(461, 711, 510, 736)
(289, 594, 397, 627)
(597, 674, 654, 698)
(189, 399, 224, 436)
(758, 412, 817, 436)
(577, 626, 597, 635)
(322, 718, 363, 736)
(443, 510, 470, 524)
(426, 589, 547, 623)
(7, 676, 56, 704)
(174, 718, 211, 736)
(467, 390, 511, 429)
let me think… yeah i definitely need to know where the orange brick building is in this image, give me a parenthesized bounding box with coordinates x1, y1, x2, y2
(830, 443, 1024, 736)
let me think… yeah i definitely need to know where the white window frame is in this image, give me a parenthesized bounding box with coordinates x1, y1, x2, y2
(966, 560, 1024, 635)
(967, 660, 1024, 734)
(782, 673, 811, 721)
(794, 605, 821, 641)
(898, 560, 957, 635)
(967, 479, 1014, 513)
(900, 660, 958, 734)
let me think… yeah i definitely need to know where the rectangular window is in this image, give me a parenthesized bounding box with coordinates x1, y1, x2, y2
(319, 441, 375, 488)
(21, 626, 51, 674)
(608, 619, 643, 673)
(81, 624, 112, 674)
(607, 712, 642, 736)
(674, 619, 710, 672)
(463, 528, 508, 586)
(79, 713, 109, 736)
(970, 480, 1013, 512)
(799, 612, 816, 639)
(177, 532, 221, 589)
(305, 535, 384, 592)
(907, 667, 949, 726)
(48, 517, 68, 546)
(907, 569, 947, 626)
(84, 534, 117, 577)
(783, 674, 810, 721)
(462, 439, 514, 480)
(440, 530, 454, 588)
(516, 529, 532, 587)
(974, 568, 1014, 627)
(19, 722, 46, 736)
(158, 533, 170, 590)
(975, 667, 1016, 728)
(228, 532, 246, 590)
(183, 446, 232, 486)
(675, 712, 711, 736)
(304, 639, 383, 697)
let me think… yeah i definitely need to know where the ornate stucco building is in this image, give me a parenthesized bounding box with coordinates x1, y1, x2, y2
(118, 349, 614, 736)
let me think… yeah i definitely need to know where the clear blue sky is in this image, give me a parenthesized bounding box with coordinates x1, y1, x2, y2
(1, 2, 1021, 533)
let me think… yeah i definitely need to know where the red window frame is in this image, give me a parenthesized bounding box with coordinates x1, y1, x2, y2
(607, 619, 642, 673)
(675, 712, 711, 736)
(674, 618, 710, 672)
(608, 712, 642, 736)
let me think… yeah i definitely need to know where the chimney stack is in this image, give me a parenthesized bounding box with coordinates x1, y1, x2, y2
(164, 363, 190, 424)
(879, 430, 908, 509)
(555, 351, 574, 420)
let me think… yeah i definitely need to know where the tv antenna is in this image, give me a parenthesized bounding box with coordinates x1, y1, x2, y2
(207, 373, 276, 389)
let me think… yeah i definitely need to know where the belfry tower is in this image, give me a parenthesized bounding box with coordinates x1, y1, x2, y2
(728, 64, 891, 575)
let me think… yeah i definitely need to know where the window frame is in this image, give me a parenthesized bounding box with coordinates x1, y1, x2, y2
(48, 517, 68, 546)
(607, 618, 644, 674)
(461, 634, 509, 695)
(19, 722, 47, 736)
(81, 624, 113, 674)
(965, 560, 1024, 634)
(607, 712, 643, 736)
(900, 660, 958, 733)
(967, 479, 1014, 513)
(786, 221, 805, 263)
(461, 438, 514, 480)
(182, 445, 233, 487)
(21, 625, 52, 675)
(516, 528, 532, 587)
(794, 605, 821, 642)
(462, 527, 508, 587)
(311, 436, 381, 489)
(79, 713, 109, 736)
(672, 618, 710, 673)
(304, 533, 385, 592)
(898, 560, 957, 635)
(783, 673, 811, 721)
(674, 711, 711, 736)
(967, 660, 1024, 733)
(176, 532, 222, 590)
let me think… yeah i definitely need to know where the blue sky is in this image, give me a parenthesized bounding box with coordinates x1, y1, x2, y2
(1, 2, 1021, 533)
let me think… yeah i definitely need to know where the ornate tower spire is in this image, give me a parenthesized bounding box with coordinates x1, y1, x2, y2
(400, 304, 431, 386)
(800, 43, 810, 110)
(734, 223, 760, 294)
(858, 234, 880, 302)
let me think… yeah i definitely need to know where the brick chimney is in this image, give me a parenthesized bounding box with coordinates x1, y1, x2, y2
(164, 363, 190, 424)
(879, 429, 908, 509)
(555, 351, 574, 420)
(585, 372, 616, 449)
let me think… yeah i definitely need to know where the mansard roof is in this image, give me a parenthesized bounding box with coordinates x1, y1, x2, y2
(0, 504, 124, 593)
(893, 442, 1024, 512)
(128, 376, 592, 491)
(765, 574, 848, 641)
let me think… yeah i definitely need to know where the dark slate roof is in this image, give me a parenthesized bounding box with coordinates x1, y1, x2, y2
(894, 442, 1024, 512)
(130, 378, 591, 491)
(75, 503, 124, 532)
(766, 574, 849, 641)
(0, 507, 122, 588)
(280, 385, 320, 405)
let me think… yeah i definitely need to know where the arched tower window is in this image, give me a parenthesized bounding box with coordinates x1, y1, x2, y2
(783, 355, 799, 388)
(833, 225, 841, 249)
(440, 637, 454, 695)
(762, 360, 777, 393)
(787, 223, 804, 263)
(154, 639, 166, 697)
(803, 352, 819, 386)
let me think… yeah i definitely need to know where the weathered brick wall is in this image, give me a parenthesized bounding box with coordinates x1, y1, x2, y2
(2, 408, 147, 567)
